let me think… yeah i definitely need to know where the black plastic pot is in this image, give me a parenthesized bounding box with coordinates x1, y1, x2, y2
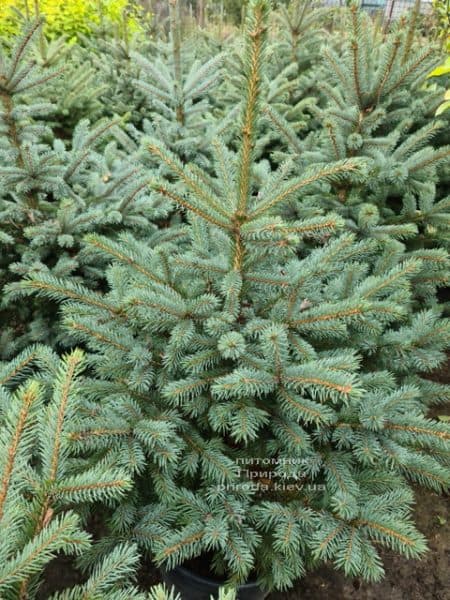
(161, 566, 268, 600)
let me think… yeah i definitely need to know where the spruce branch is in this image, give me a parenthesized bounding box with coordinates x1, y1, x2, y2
(5, 19, 43, 84)
(0, 513, 91, 590)
(350, 5, 363, 107)
(384, 46, 435, 97)
(374, 33, 402, 102)
(84, 234, 167, 286)
(0, 382, 41, 521)
(0, 345, 54, 387)
(249, 160, 366, 219)
(6, 276, 119, 315)
(169, 0, 184, 125)
(236, 0, 271, 214)
(355, 517, 427, 558)
(44, 350, 85, 483)
(147, 140, 233, 228)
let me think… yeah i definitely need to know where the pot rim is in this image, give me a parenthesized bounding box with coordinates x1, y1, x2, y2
(164, 565, 262, 590)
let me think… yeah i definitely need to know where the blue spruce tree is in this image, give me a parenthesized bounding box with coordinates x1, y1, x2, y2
(11, 0, 449, 593)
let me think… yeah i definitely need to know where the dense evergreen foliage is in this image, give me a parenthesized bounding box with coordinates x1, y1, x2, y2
(0, 0, 449, 597)
(293, 8, 450, 254)
(0, 20, 171, 357)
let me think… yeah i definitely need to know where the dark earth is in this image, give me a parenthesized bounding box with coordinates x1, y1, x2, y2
(38, 361, 450, 600)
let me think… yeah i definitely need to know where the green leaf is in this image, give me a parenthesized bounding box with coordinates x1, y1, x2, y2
(436, 100, 450, 116)
(437, 415, 450, 422)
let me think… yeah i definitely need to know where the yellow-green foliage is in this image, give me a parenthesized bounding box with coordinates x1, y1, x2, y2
(428, 1, 449, 117)
(432, 0, 450, 41)
(0, 0, 148, 40)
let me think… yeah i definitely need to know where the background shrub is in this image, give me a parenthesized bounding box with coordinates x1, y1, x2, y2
(0, 0, 148, 41)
